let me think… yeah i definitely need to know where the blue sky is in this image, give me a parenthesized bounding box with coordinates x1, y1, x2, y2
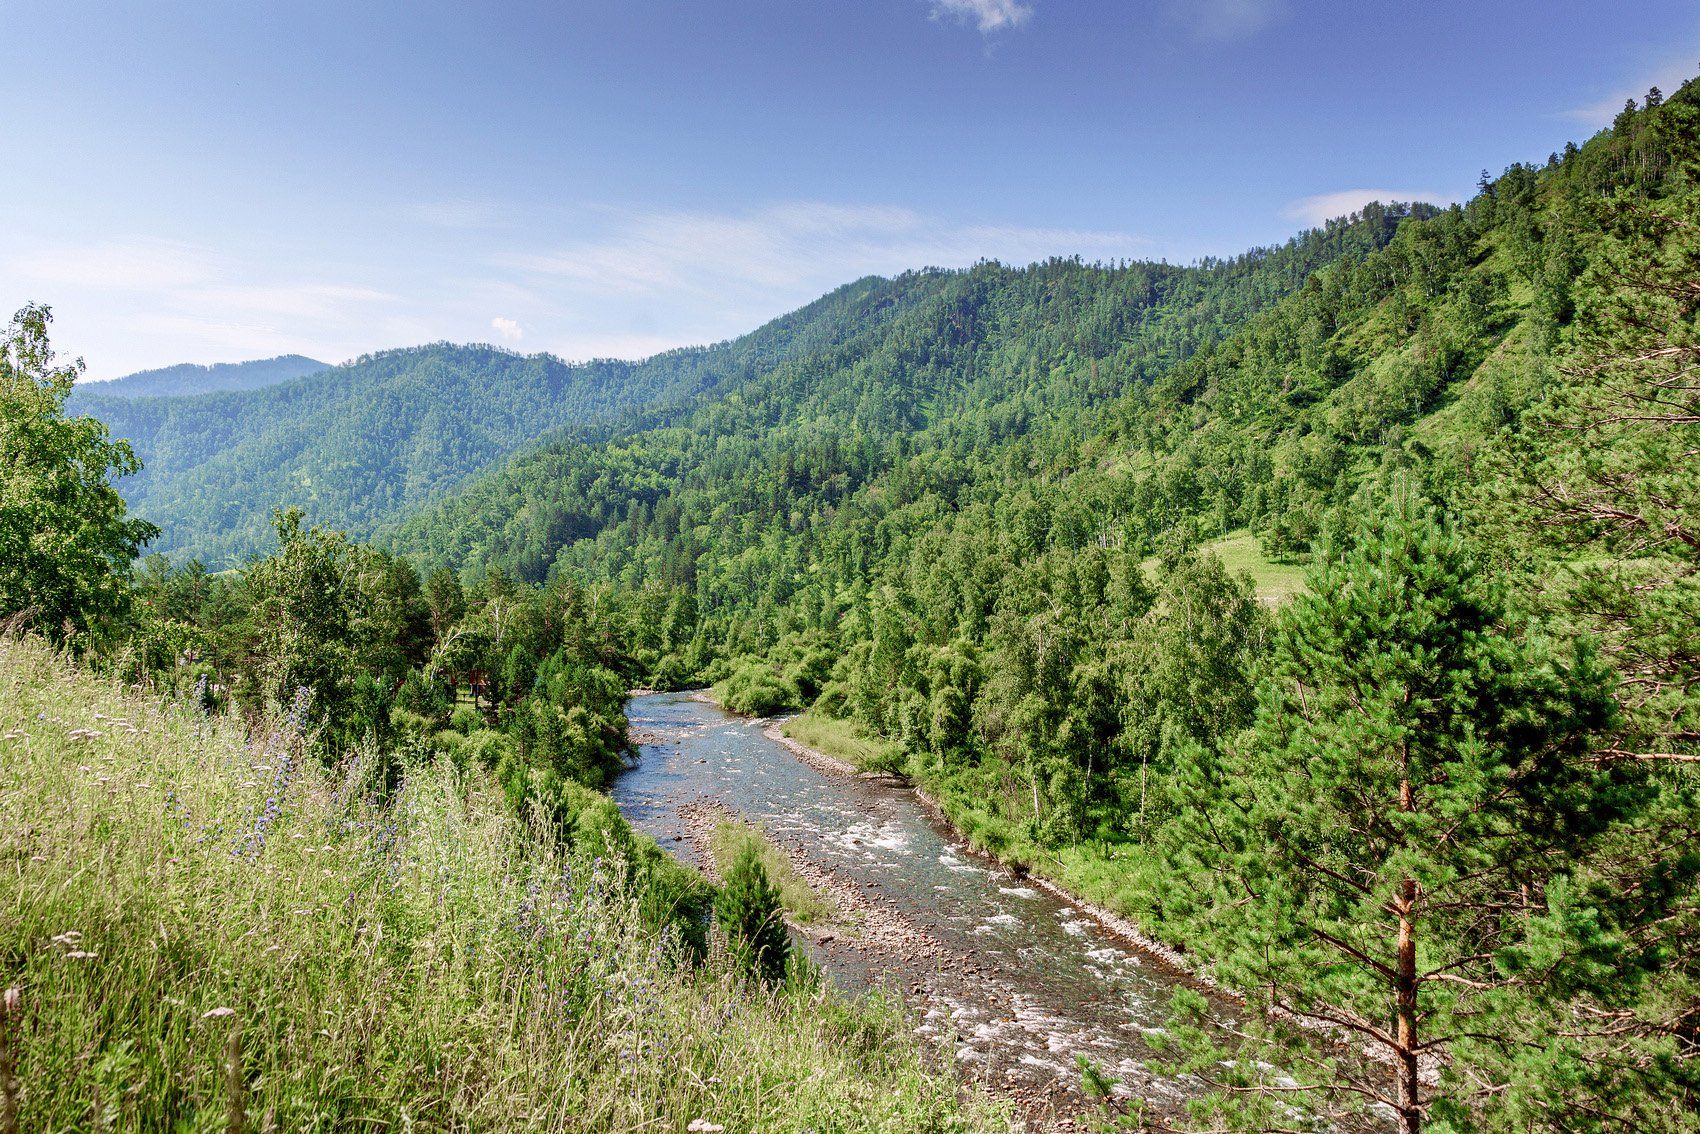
(4, 0, 1697, 379)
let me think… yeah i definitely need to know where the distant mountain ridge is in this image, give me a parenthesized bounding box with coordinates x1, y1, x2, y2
(78, 354, 329, 400)
(73, 302, 913, 562)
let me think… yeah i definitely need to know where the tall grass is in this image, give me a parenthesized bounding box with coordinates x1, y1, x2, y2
(0, 637, 1013, 1132)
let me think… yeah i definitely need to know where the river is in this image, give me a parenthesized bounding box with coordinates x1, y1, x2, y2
(613, 691, 1236, 1118)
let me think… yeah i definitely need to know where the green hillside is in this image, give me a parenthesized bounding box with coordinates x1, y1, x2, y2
(390, 206, 1421, 579)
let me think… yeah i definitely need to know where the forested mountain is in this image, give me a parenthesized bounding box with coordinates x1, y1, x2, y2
(391, 205, 1422, 580)
(72, 353, 328, 400)
(74, 331, 870, 563)
(81, 212, 1410, 566)
(390, 92, 1678, 662)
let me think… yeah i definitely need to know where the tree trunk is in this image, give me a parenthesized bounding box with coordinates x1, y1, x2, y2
(1395, 773, 1421, 1133)
(1396, 877, 1420, 1134)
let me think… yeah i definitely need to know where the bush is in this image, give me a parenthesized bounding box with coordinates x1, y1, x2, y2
(715, 659, 795, 717)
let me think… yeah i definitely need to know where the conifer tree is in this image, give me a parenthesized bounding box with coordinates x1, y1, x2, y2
(1171, 493, 1620, 1132)
(714, 843, 790, 985)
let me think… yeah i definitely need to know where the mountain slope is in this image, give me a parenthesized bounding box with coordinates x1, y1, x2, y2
(84, 212, 1402, 567)
(390, 208, 1420, 580)
(79, 299, 921, 563)
(73, 354, 328, 400)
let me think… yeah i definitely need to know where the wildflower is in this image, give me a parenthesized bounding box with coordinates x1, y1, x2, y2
(64, 950, 98, 960)
(48, 931, 83, 946)
(687, 1121, 726, 1133)
(201, 1007, 237, 1019)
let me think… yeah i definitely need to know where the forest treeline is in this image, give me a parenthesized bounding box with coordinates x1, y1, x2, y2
(6, 80, 1699, 1131)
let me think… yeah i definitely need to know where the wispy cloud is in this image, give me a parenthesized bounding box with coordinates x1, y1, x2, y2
(1165, 0, 1287, 42)
(1564, 54, 1696, 129)
(407, 199, 503, 228)
(10, 238, 226, 291)
(929, 0, 1032, 33)
(1281, 188, 1458, 229)
(499, 201, 1144, 302)
(487, 199, 1146, 362)
(7, 201, 1146, 377)
(5, 238, 401, 378)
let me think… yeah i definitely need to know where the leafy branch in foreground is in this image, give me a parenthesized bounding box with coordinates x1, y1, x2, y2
(0, 304, 155, 649)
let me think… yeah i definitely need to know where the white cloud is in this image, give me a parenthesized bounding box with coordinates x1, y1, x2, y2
(1281, 188, 1458, 229)
(1565, 55, 1696, 129)
(501, 201, 1145, 305)
(930, 0, 1032, 33)
(186, 283, 397, 320)
(5, 237, 404, 378)
(1165, 0, 1287, 42)
(8, 201, 1147, 378)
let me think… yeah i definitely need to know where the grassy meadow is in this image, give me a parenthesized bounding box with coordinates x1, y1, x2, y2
(1142, 530, 1308, 605)
(0, 636, 1013, 1133)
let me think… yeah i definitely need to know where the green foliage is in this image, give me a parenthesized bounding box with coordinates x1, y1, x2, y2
(715, 841, 792, 985)
(709, 817, 840, 925)
(1168, 492, 1625, 1130)
(73, 342, 737, 563)
(0, 637, 1006, 1132)
(237, 508, 430, 745)
(0, 305, 156, 648)
(715, 658, 796, 716)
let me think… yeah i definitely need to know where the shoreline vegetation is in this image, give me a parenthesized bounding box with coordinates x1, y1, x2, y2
(701, 807, 846, 928)
(689, 687, 1209, 984)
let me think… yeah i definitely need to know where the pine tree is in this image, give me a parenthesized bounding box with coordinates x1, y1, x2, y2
(1172, 492, 1620, 1132)
(714, 843, 790, 985)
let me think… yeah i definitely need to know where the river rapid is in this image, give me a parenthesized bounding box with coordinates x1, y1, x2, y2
(613, 691, 1245, 1118)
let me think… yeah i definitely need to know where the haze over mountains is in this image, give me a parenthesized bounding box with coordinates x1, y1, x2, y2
(74, 354, 328, 400)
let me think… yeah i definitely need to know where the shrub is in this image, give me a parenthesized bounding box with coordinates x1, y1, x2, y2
(715, 660, 794, 717)
(714, 842, 791, 984)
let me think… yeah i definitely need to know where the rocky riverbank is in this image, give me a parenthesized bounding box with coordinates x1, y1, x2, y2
(677, 796, 942, 961)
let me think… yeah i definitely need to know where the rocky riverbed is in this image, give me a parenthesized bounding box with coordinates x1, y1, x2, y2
(614, 691, 1239, 1126)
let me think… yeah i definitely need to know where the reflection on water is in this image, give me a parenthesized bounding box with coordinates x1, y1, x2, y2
(613, 692, 1225, 1111)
